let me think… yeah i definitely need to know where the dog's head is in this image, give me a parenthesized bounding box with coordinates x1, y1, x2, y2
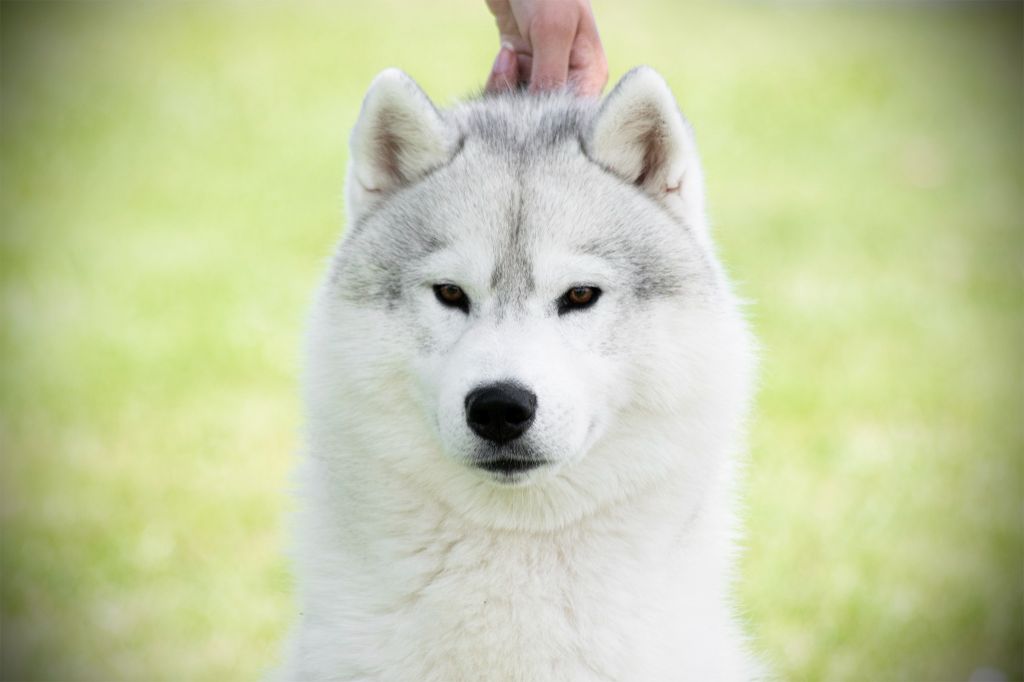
(306, 68, 754, 530)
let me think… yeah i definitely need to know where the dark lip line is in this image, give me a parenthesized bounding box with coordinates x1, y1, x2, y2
(476, 458, 549, 474)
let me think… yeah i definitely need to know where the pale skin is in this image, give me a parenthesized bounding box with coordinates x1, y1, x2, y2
(485, 0, 608, 97)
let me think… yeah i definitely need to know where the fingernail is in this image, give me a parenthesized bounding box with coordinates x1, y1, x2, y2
(493, 45, 514, 75)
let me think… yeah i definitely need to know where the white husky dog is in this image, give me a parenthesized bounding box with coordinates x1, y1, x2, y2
(280, 67, 762, 680)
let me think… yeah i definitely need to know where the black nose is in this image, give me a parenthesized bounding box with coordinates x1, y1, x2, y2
(465, 382, 537, 444)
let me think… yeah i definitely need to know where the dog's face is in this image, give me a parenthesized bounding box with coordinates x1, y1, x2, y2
(399, 156, 686, 486)
(308, 69, 753, 529)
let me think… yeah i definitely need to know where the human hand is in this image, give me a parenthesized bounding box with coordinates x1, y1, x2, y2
(484, 0, 608, 97)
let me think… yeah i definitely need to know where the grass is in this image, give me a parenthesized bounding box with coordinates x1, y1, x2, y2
(1, 1, 1021, 680)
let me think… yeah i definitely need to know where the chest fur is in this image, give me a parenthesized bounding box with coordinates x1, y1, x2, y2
(294, 507, 734, 681)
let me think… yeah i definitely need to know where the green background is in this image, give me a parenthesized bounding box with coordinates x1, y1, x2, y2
(2, 1, 1021, 679)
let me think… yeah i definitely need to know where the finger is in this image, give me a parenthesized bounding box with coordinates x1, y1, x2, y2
(527, 12, 577, 92)
(485, 0, 519, 38)
(569, 12, 608, 97)
(569, 47, 608, 97)
(485, 44, 519, 93)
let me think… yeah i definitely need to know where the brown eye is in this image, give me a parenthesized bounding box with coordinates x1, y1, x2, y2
(438, 284, 463, 303)
(569, 287, 594, 305)
(558, 286, 602, 315)
(433, 283, 470, 313)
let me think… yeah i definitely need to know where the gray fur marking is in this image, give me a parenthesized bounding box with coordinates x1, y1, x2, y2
(330, 203, 450, 305)
(491, 171, 535, 321)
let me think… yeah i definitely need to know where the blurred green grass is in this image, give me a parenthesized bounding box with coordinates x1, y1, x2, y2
(1, 1, 1020, 680)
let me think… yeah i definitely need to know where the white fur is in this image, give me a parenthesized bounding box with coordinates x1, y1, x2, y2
(277, 67, 765, 681)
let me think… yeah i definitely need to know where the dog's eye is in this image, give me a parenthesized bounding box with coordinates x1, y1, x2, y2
(557, 286, 602, 315)
(433, 283, 470, 313)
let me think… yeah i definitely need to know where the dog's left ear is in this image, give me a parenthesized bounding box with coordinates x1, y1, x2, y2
(586, 67, 705, 225)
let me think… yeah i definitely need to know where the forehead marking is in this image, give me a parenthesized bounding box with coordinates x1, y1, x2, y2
(490, 169, 535, 320)
(579, 234, 691, 300)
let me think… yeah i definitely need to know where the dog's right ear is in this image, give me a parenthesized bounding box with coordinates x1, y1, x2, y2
(347, 69, 457, 219)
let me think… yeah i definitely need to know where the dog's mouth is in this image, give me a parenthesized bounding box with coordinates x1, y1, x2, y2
(476, 458, 548, 475)
(469, 441, 550, 482)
